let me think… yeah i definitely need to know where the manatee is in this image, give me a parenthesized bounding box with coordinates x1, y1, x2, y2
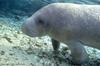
(21, 3, 100, 64)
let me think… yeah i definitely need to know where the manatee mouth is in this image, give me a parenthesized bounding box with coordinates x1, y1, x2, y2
(21, 23, 34, 37)
(22, 24, 39, 37)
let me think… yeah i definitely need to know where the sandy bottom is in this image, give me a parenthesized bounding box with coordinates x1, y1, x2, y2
(0, 17, 100, 66)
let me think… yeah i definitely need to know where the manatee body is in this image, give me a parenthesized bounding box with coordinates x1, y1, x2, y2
(22, 3, 100, 64)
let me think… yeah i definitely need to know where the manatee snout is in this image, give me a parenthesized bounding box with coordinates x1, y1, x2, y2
(21, 21, 33, 37)
(21, 18, 38, 37)
(21, 22, 28, 34)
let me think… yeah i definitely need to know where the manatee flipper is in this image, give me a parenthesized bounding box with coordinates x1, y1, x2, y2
(68, 40, 89, 64)
(51, 39, 60, 51)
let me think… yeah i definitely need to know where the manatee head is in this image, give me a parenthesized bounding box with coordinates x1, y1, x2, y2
(21, 15, 49, 37)
(21, 3, 59, 38)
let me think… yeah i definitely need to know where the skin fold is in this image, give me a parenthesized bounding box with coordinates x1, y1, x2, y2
(21, 3, 100, 64)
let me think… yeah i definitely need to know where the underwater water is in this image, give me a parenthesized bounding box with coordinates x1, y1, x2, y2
(0, 0, 100, 66)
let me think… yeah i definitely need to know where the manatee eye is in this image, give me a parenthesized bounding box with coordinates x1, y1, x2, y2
(38, 19, 44, 25)
(37, 18, 49, 27)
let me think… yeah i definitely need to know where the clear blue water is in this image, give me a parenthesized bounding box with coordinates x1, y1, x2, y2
(67, 0, 100, 4)
(42, 0, 100, 4)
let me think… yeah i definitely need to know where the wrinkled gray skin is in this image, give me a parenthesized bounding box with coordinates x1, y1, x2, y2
(22, 3, 100, 64)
